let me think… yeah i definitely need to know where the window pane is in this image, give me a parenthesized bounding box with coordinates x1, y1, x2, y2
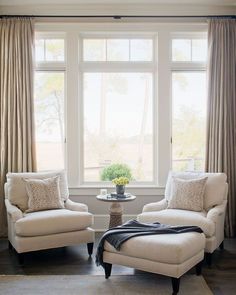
(83, 39, 106, 61)
(45, 39, 64, 61)
(35, 39, 44, 61)
(84, 73, 153, 182)
(35, 72, 65, 170)
(172, 72, 206, 172)
(130, 39, 153, 61)
(172, 39, 191, 61)
(192, 39, 207, 61)
(107, 39, 129, 61)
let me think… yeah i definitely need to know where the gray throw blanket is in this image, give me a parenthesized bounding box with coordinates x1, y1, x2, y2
(96, 219, 203, 268)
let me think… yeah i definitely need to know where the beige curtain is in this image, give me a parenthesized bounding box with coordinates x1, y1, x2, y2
(0, 18, 37, 237)
(206, 19, 236, 237)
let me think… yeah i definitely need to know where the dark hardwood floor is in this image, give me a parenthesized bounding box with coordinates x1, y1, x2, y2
(0, 234, 235, 295)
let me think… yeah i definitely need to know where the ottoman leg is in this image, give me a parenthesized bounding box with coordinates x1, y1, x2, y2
(171, 277, 180, 295)
(195, 260, 202, 276)
(104, 263, 112, 279)
(87, 243, 94, 256)
(219, 241, 224, 250)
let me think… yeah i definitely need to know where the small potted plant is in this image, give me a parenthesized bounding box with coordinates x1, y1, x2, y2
(112, 177, 129, 195)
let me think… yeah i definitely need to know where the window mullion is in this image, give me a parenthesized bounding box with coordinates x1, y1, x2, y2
(157, 29, 171, 187)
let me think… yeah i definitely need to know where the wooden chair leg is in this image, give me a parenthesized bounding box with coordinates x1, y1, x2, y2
(206, 253, 212, 268)
(8, 241, 13, 250)
(18, 253, 24, 265)
(195, 260, 202, 276)
(171, 277, 180, 295)
(87, 243, 94, 256)
(219, 241, 224, 250)
(104, 263, 112, 279)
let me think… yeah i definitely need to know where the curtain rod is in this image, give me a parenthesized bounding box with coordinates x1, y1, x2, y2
(0, 15, 235, 19)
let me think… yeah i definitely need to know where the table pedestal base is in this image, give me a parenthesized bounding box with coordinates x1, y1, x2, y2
(109, 202, 123, 228)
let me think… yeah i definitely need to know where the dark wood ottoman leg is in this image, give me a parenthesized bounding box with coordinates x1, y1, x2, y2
(195, 260, 202, 276)
(219, 241, 224, 250)
(104, 263, 112, 279)
(87, 243, 94, 256)
(171, 277, 180, 295)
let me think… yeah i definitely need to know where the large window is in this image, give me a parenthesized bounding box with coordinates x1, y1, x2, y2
(34, 35, 65, 171)
(34, 24, 207, 187)
(81, 37, 155, 183)
(171, 34, 207, 171)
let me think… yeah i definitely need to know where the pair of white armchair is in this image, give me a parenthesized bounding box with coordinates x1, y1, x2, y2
(138, 172, 228, 264)
(4, 171, 94, 264)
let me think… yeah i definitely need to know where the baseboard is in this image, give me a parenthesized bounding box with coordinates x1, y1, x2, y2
(93, 214, 137, 232)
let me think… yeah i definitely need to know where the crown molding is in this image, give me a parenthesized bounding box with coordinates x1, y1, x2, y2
(0, 4, 235, 17)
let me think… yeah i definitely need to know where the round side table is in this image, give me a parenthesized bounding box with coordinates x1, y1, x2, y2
(96, 194, 136, 228)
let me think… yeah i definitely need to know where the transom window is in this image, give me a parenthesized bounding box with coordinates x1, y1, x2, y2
(83, 38, 153, 61)
(172, 36, 207, 62)
(35, 37, 65, 62)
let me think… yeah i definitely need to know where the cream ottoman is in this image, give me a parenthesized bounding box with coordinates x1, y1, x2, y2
(103, 232, 205, 295)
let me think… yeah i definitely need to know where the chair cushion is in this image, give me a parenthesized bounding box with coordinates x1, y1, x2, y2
(104, 232, 205, 264)
(137, 209, 215, 237)
(7, 171, 69, 212)
(165, 171, 227, 210)
(15, 209, 93, 237)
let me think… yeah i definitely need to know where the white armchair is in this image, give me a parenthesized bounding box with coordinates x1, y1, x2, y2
(5, 171, 95, 263)
(138, 172, 228, 264)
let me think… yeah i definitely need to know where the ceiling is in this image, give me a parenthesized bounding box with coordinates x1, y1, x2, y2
(0, 0, 235, 5)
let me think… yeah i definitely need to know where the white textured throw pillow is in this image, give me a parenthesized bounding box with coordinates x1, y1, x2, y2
(24, 176, 64, 213)
(7, 170, 69, 212)
(167, 177, 208, 212)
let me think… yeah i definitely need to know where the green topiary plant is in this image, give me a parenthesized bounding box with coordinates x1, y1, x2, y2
(101, 163, 132, 181)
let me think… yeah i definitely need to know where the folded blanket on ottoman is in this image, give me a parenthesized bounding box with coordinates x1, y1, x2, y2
(96, 219, 203, 268)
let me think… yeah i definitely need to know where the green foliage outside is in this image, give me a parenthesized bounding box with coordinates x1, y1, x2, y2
(101, 163, 132, 181)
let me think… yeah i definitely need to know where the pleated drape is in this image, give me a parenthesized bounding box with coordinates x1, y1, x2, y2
(206, 19, 236, 237)
(0, 18, 37, 237)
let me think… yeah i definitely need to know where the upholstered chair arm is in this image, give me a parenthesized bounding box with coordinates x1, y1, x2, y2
(65, 199, 88, 212)
(142, 198, 168, 213)
(207, 200, 227, 223)
(5, 199, 23, 222)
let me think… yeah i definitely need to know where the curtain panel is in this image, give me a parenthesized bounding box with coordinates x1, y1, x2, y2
(206, 19, 236, 237)
(0, 18, 37, 237)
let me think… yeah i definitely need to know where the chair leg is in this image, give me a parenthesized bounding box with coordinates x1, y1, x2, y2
(104, 263, 112, 279)
(8, 241, 13, 250)
(195, 260, 202, 276)
(206, 253, 212, 267)
(171, 277, 180, 295)
(87, 243, 94, 256)
(18, 253, 24, 265)
(219, 241, 224, 250)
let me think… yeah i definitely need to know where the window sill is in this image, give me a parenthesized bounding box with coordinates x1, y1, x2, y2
(69, 185, 165, 196)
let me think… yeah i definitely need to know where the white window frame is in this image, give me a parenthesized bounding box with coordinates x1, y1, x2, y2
(34, 22, 207, 195)
(34, 31, 67, 171)
(170, 32, 207, 171)
(79, 33, 157, 186)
